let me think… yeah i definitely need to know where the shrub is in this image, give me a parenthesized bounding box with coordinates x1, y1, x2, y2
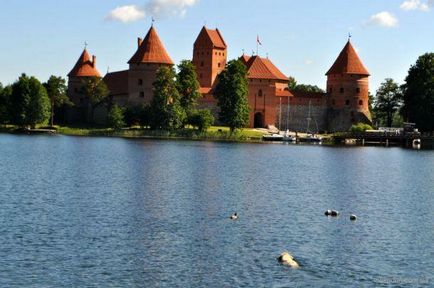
(125, 105, 151, 127)
(107, 104, 125, 129)
(188, 109, 214, 132)
(350, 123, 373, 133)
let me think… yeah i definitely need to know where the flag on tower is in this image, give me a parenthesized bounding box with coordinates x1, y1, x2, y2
(257, 35, 262, 46)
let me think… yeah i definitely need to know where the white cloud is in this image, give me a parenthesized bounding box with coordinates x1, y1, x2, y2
(106, 5, 145, 23)
(367, 11, 399, 28)
(106, 0, 198, 23)
(400, 0, 432, 11)
(305, 59, 313, 65)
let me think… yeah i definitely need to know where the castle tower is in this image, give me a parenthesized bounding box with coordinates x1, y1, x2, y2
(326, 40, 371, 131)
(193, 26, 227, 89)
(128, 26, 173, 105)
(67, 49, 101, 122)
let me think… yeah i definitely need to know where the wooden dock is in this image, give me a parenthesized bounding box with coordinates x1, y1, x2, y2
(333, 132, 434, 147)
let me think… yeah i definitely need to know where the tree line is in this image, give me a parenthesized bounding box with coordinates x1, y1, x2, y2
(371, 53, 434, 132)
(0, 59, 251, 132)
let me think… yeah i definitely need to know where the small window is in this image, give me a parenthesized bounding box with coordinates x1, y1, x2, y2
(340, 87, 344, 93)
(138, 79, 143, 86)
(345, 100, 350, 106)
(140, 92, 145, 98)
(356, 88, 361, 93)
(218, 63, 221, 68)
(200, 61, 204, 67)
(329, 87, 333, 93)
(332, 99, 336, 105)
(258, 89, 263, 97)
(215, 52, 217, 55)
(359, 100, 363, 106)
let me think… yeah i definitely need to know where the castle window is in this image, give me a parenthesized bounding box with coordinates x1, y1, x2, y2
(332, 99, 336, 105)
(329, 87, 333, 93)
(138, 79, 143, 86)
(340, 87, 344, 93)
(140, 92, 145, 98)
(218, 62, 221, 68)
(356, 88, 361, 93)
(359, 100, 363, 106)
(258, 89, 263, 97)
(345, 100, 350, 106)
(200, 61, 204, 67)
(215, 52, 217, 55)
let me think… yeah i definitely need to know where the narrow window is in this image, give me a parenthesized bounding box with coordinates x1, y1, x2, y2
(340, 87, 344, 93)
(359, 100, 363, 106)
(345, 99, 350, 106)
(332, 99, 336, 105)
(218, 63, 221, 68)
(258, 89, 263, 97)
(329, 86, 333, 93)
(200, 61, 204, 67)
(356, 88, 361, 93)
(140, 92, 145, 98)
(138, 79, 143, 86)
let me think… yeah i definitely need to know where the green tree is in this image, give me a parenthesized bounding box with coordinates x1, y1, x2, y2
(215, 60, 250, 132)
(188, 109, 214, 132)
(374, 78, 402, 127)
(293, 84, 325, 93)
(81, 76, 109, 123)
(0, 85, 12, 125)
(150, 66, 186, 130)
(10, 74, 50, 128)
(43, 75, 72, 127)
(177, 60, 201, 119)
(288, 76, 297, 90)
(107, 104, 125, 129)
(402, 53, 434, 132)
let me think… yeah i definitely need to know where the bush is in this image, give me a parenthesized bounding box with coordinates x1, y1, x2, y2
(350, 123, 373, 133)
(124, 105, 151, 127)
(188, 109, 214, 132)
(107, 104, 125, 129)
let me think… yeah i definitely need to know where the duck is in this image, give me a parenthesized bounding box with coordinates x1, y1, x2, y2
(230, 213, 238, 220)
(350, 214, 357, 221)
(277, 252, 300, 269)
(325, 210, 339, 217)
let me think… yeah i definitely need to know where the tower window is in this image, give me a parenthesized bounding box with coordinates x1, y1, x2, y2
(345, 100, 350, 106)
(138, 79, 143, 86)
(340, 88, 344, 93)
(359, 100, 363, 106)
(329, 87, 333, 93)
(258, 89, 263, 97)
(218, 63, 221, 68)
(356, 88, 361, 93)
(140, 92, 145, 98)
(332, 99, 336, 105)
(200, 61, 204, 67)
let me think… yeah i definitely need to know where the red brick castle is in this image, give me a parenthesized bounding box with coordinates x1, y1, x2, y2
(67, 25, 372, 132)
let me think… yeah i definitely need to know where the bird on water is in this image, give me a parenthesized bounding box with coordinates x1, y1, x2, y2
(230, 213, 238, 220)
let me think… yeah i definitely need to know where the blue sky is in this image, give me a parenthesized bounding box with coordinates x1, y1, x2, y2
(0, 0, 433, 92)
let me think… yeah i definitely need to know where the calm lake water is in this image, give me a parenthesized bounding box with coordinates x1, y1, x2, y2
(0, 135, 433, 287)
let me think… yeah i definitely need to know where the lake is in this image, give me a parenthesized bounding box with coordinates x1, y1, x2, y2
(0, 135, 433, 287)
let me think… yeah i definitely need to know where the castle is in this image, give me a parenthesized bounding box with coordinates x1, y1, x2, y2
(67, 25, 372, 132)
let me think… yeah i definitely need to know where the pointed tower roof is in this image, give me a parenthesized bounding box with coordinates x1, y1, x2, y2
(68, 49, 101, 77)
(194, 26, 227, 49)
(128, 26, 173, 65)
(241, 55, 287, 81)
(326, 40, 370, 76)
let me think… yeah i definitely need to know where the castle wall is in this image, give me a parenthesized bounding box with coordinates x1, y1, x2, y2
(128, 63, 167, 106)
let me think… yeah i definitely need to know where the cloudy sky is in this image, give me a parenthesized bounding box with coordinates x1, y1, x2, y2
(0, 0, 433, 92)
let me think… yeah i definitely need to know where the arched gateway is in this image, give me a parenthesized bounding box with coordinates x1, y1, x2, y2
(254, 112, 264, 128)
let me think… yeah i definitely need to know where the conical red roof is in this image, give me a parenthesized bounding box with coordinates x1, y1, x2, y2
(128, 26, 173, 65)
(194, 26, 227, 49)
(326, 41, 369, 76)
(68, 49, 101, 77)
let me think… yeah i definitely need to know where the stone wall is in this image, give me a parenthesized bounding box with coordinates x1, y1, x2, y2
(276, 104, 328, 133)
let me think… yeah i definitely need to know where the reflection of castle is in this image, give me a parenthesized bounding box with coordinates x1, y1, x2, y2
(67, 25, 371, 132)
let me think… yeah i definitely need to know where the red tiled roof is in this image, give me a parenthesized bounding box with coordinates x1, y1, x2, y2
(103, 70, 129, 96)
(242, 55, 288, 81)
(128, 26, 173, 65)
(194, 26, 227, 49)
(276, 89, 293, 97)
(68, 49, 101, 77)
(199, 87, 213, 95)
(326, 40, 370, 76)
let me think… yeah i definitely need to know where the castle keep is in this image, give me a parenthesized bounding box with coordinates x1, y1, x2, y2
(67, 25, 372, 132)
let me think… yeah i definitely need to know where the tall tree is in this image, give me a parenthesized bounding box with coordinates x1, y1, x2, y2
(374, 78, 402, 127)
(402, 53, 434, 132)
(10, 74, 50, 128)
(81, 76, 109, 123)
(150, 66, 186, 130)
(0, 85, 12, 125)
(107, 104, 125, 129)
(215, 60, 250, 132)
(177, 60, 201, 117)
(44, 75, 72, 127)
(288, 76, 297, 90)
